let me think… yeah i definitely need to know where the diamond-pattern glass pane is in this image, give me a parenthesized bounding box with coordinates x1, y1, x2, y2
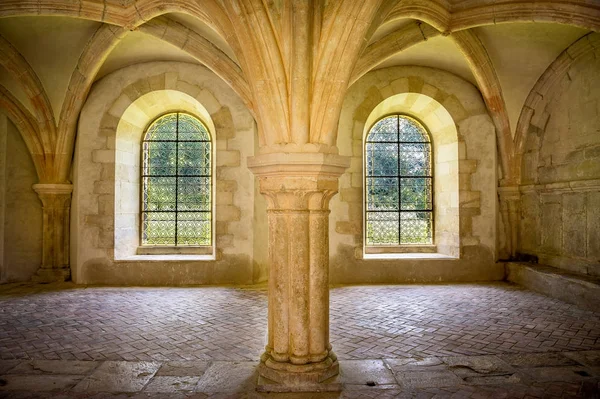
(365, 115, 433, 245)
(141, 113, 212, 246)
(365, 143, 398, 176)
(367, 116, 398, 142)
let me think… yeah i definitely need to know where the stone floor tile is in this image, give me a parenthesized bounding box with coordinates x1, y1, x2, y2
(338, 359, 396, 386)
(521, 366, 599, 383)
(195, 361, 257, 393)
(0, 374, 83, 391)
(143, 376, 200, 392)
(72, 361, 160, 392)
(564, 350, 600, 367)
(441, 355, 513, 377)
(500, 352, 580, 368)
(7, 360, 100, 375)
(156, 361, 211, 377)
(385, 357, 445, 371)
(0, 360, 20, 374)
(394, 369, 462, 388)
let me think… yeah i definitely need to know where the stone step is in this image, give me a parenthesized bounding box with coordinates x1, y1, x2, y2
(506, 262, 600, 311)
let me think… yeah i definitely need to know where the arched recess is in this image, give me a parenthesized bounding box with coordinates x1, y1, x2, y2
(114, 90, 216, 259)
(362, 93, 459, 257)
(331, 66, 501, 284)
(72, 62, 260, 285)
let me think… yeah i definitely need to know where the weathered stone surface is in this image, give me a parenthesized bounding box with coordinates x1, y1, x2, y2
(72, 361, 160, 392)
(195, 361, 257, 392)
(0, 374, 83, 391)
(143, 376, 200, 392)
(338, 360, 395, 386)
(7, 360, 99, 375)
(156, 361, 211, 377)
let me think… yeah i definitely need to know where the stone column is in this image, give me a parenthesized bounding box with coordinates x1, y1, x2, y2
(248, 152, 349, 390)
(32, 183, 73, 282)
(498, 186, 520, 259)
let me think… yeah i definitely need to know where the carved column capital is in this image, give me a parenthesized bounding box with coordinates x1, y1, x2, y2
(248, 152, 350, 211)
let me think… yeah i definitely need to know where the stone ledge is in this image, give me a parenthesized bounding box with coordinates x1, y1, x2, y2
(362, 253, 457, 260)
(506, 262, 600, 311)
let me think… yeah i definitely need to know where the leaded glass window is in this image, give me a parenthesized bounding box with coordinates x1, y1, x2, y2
(365, 115, 432, 245)
(142, 113, 212, 246)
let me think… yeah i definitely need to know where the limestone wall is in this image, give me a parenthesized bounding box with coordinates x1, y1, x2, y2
(72, 61, 266, 285)
(330, 66, 503, 283)
(519, 54, 600, 277)
(0, 116, 42, 282)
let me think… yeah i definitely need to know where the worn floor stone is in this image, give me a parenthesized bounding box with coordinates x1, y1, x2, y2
(338, 359, 396, 386)
(7, 360, 100, 375)
(72, 361, 160, 392)
(0, 374, 83, 391)
(156, 361, 211, 377)
(195, 361, 257, 392)
(394, 369, 463, 388)
(143, 376, 200, 392)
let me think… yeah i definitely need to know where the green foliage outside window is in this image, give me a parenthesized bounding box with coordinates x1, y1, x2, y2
(365, 115, 433, 245)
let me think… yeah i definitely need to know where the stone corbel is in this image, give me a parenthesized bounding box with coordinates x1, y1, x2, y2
(498, 186, 520, 260)
(32, 183, 73, 282)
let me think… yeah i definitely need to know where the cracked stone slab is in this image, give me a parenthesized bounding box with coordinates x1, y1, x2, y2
(195, 361, 257, 393)
(442, 355, 513, 377)
(564, 350, 600, 367)
(500, 352, 579, 368)
(72, 361, 160, 392)
(7, 360, 100, 375)
(0, 374, 83, 391)
(156, 361, 211, 377)
(395, 370, 462, 388)
(521, 366, 599, 382)
(338, 359, 396, 386)
(143, 376, 200, 392)
(385, 357, 446, 371)
(0, 361, 20, 374)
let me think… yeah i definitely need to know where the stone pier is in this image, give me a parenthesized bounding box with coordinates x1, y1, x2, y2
(248, 152, 349, 391)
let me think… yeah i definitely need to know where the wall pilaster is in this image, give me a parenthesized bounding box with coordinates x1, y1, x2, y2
(32, 183, 73, 282)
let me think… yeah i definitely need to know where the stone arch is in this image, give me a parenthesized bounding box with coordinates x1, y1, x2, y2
(113, 88, 217, 259)
(332, 66, 500, 283)
(515, 32, 600, 184)
(72, 61, 259, 285)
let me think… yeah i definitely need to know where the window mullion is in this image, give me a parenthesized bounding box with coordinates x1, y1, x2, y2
(175, 113, 179, 246)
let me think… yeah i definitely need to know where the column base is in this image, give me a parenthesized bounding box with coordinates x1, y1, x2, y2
(31, 268, 71, 283)
(256, 352, 341, 392)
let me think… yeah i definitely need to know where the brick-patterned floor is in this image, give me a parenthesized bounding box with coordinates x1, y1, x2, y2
(0, 283, 599, 362)
(0, 282, 599, 397)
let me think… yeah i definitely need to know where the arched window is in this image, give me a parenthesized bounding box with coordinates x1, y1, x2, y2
(141, 112, 212, 246)
(365, 115, 432, 246)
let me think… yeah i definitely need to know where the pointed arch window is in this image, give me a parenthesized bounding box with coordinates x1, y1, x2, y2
(365, 115, 433, 246)
(141, 112, 212, 246)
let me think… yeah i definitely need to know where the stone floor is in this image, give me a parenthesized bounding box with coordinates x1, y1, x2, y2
(0, 282, 599, 397)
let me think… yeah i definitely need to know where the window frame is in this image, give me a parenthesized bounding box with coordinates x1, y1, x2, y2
(138, 111, 214, 252)
(363, 113, 435, 252)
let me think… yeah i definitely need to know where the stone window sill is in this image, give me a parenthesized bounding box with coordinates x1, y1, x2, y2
(365, 245, 438, 254)
(137, 245, 213, 255)
(362, 253, 457, 260)
(116, 254, 216, 262)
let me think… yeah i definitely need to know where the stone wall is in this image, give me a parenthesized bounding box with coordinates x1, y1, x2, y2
(0, 115, 42, 282)
(330, 66, 503, 283)
(519, 53, 600, 277)
(72, 61, 266, 285)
